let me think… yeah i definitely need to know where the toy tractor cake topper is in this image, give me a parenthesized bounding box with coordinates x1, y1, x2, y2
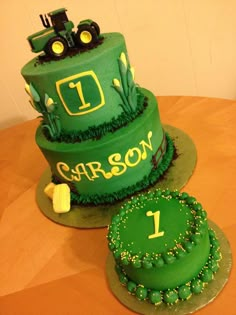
(27, 8, 102, 59)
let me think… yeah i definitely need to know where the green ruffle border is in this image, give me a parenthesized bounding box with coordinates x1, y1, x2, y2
(114, 228, 222, 305)
(108, 189, 209, 267)
(52, 132, 174, 205)
(44, 88, 146, 143)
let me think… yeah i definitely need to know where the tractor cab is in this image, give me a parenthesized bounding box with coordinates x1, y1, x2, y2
(48, 8, 71, 32)
(40, 8, 74, 33)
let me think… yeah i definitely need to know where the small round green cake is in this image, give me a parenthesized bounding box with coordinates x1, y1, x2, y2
(107, 189, 222, 305)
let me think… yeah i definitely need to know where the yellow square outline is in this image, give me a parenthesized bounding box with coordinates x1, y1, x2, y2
(56, 70, 105, 116)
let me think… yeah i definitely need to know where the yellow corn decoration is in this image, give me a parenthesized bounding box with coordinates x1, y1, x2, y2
(113, 78, 120, 87)
(120, 52, 127, 68)
(25, 83, 31, 96)
(44, 182, 56, 199)
(25, 83, 38, 110)
(46, 97, 54, 106)
(130, 67, 135, 80)
(53, 183, 71, 213)
(45, 97, 55, 113)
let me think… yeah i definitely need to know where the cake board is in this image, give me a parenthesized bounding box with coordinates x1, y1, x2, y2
(36, 125, 197, 228)
(106, 221, 232, 315)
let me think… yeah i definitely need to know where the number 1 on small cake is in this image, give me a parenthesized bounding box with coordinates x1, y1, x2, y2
(146, 210, 164, 239)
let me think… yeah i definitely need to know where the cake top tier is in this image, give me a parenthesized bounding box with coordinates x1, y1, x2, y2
(108, 189, 208, 268)
(22, 31, 146, 141)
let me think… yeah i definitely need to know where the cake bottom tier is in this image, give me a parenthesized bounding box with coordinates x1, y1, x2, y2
(36, 89, 174, 205)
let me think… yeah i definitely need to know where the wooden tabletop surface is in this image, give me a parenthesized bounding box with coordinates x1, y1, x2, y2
(0, 96, 235, 315)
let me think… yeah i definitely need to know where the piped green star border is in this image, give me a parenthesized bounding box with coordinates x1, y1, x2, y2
(36, 125, 197, 228)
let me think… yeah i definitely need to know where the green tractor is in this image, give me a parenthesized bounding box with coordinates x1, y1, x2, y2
(27, 8, 101, 58)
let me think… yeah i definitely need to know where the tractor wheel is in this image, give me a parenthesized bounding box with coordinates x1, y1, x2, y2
(76, 24, 98, 47)
(45, 36, 68, 58)
(91, 21, 100, 36)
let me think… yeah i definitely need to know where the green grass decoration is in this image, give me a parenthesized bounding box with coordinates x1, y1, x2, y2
(112, 52, 138, 114)
(25, 83, 61, 140)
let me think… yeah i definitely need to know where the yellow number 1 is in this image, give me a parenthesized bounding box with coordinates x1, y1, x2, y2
(146, 210, 164, 239)
(69, 81, 91, 110)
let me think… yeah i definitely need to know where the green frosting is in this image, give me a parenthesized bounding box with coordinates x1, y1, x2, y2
(107, 189, 222, 305)
(22, 31, 175, 205)
(43, 88, 146, 142)
(191, 279, 203, 294)
(135, 286, 148, 300)
(178, 284, 192, 300)
(36, 89, 174, 205)
(22, 33, 140, 136)
(52, 132, 174, 205)
(148, 290, 162, 305)
(163, 290, 179, 304)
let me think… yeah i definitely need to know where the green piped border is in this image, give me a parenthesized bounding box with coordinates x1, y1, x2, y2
(107, 189, 209, 268)
(44, 88, 146, 143)
(114, 228, 222, 305)
(52, 132, 174, 205)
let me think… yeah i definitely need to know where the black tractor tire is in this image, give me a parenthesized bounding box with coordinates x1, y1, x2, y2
(45, 36, 68, 58)
(91, 21, 100, 36)
(75, 24, 98, 47)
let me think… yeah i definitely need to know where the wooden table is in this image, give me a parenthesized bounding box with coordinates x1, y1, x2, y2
(0, 96, 235, 315)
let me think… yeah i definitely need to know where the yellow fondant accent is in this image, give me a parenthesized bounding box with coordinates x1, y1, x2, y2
(113, 78, 121, 87)
(130, 67, 135, 80)
(120, 52, 127, 68)
(46, 97, 54, 106)
(53, 183, 71, 213)
(56, 71, 105, 116)
(44, 182, 56, 199)
(25, 83, 31, 95)
(25, 83, 36, 109)
(146, 210, 165, 239)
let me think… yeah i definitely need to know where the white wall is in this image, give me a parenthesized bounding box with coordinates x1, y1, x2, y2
(1, 0, 236, 129)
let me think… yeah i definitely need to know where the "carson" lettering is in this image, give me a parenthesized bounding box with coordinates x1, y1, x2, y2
(57, 131, 153, 182)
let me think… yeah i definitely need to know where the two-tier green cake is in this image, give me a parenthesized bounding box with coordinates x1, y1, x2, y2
(21, 9, 174, 209)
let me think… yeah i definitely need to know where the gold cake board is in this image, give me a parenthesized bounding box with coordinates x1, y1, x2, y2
(36, 125, 197, 228)
(106, 221, 232, 315)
